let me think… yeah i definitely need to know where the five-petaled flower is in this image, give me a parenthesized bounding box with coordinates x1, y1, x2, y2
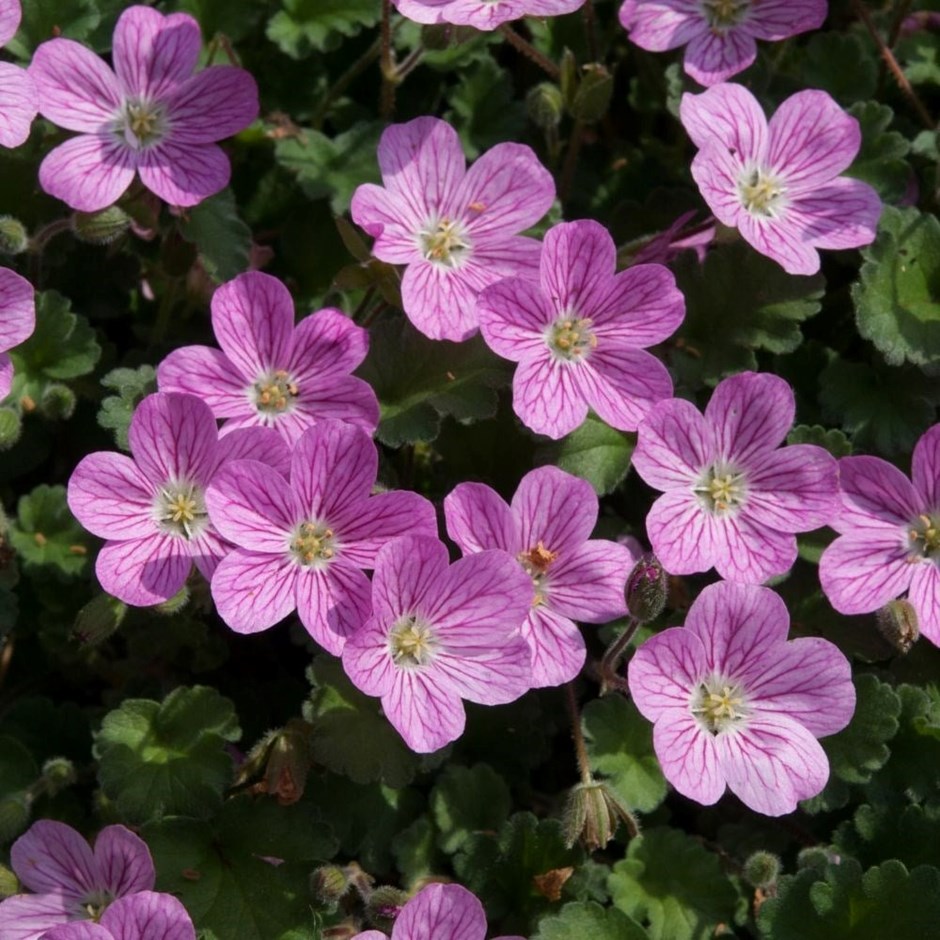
(0, 820, 155, 940)
(157, 271, 379, 444)
(628, 581, 855, 815)
(351, 116, 554, 341)
(445, 465, 636, 687)
(67, 391, 290, 607)
(391, 0, 585, 29)
(633, 371, 838, 583)
(0, 266, 35, 399)
(205, 421, 437, 654)
(0, 0, 38, 148)
(620, 0, 826, 87)
(478, 219, 684, 440)
(819, 423, 940, 648)
(29, 4, 258, 211)
(680, 83, 881, 275)
(342, 535, 533, 753)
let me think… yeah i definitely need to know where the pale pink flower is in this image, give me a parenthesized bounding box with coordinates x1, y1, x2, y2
(0, 0, 37, 147)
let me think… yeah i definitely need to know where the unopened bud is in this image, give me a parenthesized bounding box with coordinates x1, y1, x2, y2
(263, 718, 314, 805)
(366, 886, 409, 930)
(40, 757, 76, 796)
(625, 553, 668, 623)
(796, 846, 837, 872)
(71, 206, 132, 245)
(311, 864, 351, 908)
(526, 83, 564, 130)
(0, 216, 29, 255)
(40, 383, 76, 421)
(0, 792, 31, 843)
(563, 779, 638, 852)
(0, 863, 19, 897)
(743, 851, 780, 889)
(72, 593, 127, 645)
(0, 408, 22, 450)
(876, 599, 919, 654)
(569, 64, 613, 123)
(153, 583, 190, 615)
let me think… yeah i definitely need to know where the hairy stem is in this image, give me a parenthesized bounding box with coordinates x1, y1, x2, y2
(564, 682, 594, 786)
(498, 24, 561, 79)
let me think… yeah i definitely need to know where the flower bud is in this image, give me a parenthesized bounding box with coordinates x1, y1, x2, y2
(40, 383, 77, 421)
(0, 216, 29, 255)
(0, 408, 22, 450)
(796, 846, 837, 872)
(311, 864, 351, 908)
(0, 863, 19, 898)
(40, 757, 77, 796)
(562, 779, 638, 852)
(365, 885, 409, 931)
(72, 593, 127, 645)
(743, 851, 781, 889)
(625, 553, 668, 623)
(71, 206, 132, 245)
(263, 718, 315, 805)
(876, 599, 919, 654)
(526, 83, 564, 130)
(569, 64, 613, 124)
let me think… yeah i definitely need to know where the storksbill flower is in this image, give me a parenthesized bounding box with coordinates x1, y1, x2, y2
(0, 0, 38, 148)
(392, 0, 585, 30)
(0, 266, 35, 398)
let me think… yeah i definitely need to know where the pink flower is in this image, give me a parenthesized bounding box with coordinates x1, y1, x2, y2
(628, 581, 855, 816)
(157, 272, 378, 444)
(0, 267, 35, 398)
(819, 424, 940, 647)
(632, 371, 838, 583)
(67, 392, 290, 607)
(477, 219, 684, 440)
(445, 466, 637, 687)
(620, 0, 826, 86)
(342, 535, 532, 752)
(41, 893, 194, 940)
(680, 83, 881, 275)
(352, 883, 524, 940)
(29, 4, 258, 211)
(351, 116, 554, 341)
(0, 0, 37, 147)
(205, 421, 437, 654)
(0, 820, 155, 940)
(392, 0, 584, 29)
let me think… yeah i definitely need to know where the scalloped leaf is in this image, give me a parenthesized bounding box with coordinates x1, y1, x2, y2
(533, 901, 647, 940)
(833, 802, 940, 869)
(178, 189, 252, 283)
(8, 484, 89, 576)
(846, 102, 912, 203)
(786, 425, 852, 458)
(266, 0, 380, 58)
(96, 365, 157, 452)
(535, 416, 635, 496)
(430, 762, 511, 854)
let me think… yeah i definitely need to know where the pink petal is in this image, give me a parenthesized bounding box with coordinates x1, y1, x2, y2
(818, 535, 912, 615)
(0, 63, 37, 148)
(38, 923, 110, 940)
(547, 539, 632, 622)
(633, 397, 714, 491)
(620, 0, 705, 51)
(188, 527, 230, 582)
(834, 455, 920, 535)
(383, 668, 466, 753)
(67, 451, 156, 540)
(400, 257, 485, 342)
(689, 142, 749, 229)
(0, 353, 12, 399)
(11, 820, 96, 897)
(370, 535, 451, 627)
(92, 826, 155, 897)
(913, 424, 940, 509)
(350, 183, 422, 263)
(396, 884, 487, 940)
(511, 355, 588, 440)
(218, 426, 291, 476)
(96, 535, 191, 606)
(290, 308, 370, 377)
(0, 893, 74, 940)
(910, 564, 940, 647)
(138, 141, 230, 207)
(628, 627, 708, 722)
(429, 635, 532, 705)
(0, 267, 36, 353)
(112, 7, 201, 100)
(645, 491, 721, 576)
(787, 177, 881, 250)
(295, 562, 372, 655)
(713, 511, 797, 583)
(683, 27, 757, 86)
(768, 90, 860, 192)
(38, 135, 136, 213)
(736, 211, 821, 275)
(589, 263, 685, 347)
(287, 376, 380, 440)
(157, 345, 248, 418)
(512, 465, 597, 551)
(680, 84, 768, 160)
(742, 0, 827, 40)
(444, 482, 517, 555)
(164, 66, 258, 144)
(341, 617, 396, 697)
(715, 712, 829, 815)
(477, 276, 554, 363)
(29, 39, 121, 132)
(653, 710, 726, 805)
(99, 891, 195, 940)
(211, 551, 297, 634)
(0, 0, 21, 47)
(540, 219, 614, 317)
(522, 605, 586, 687)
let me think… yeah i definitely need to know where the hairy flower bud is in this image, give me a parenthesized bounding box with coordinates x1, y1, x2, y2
(72, 593, 127, 645)
(562, 779, 638, 852)
(0, 216, 29, 255)
(526, 83, 564, 129)
(311, 865, 351, 908)
(569, 64, 613, 123)
(796, 846, 839, 872)
(625, 553, 668, 623)
(40, 383, 77, 421)
(71, 206, 132, 245)
(0, 407, 22, 451)
(40, 757, 77, 796)
(876, 599, 919, 654)
(365, 885, 409, 931)
(743, 851, 781, 889)
(154, 583, 190, 615)
(263, 718, 315, 805)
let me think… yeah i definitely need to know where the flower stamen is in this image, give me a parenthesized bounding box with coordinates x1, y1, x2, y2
(156, 481, 208, 539)
(691, 676, 749, 734)
(908, 513, 940, 561)
(419, 218, 471, 268)
(547, 317, 597, 362)
(694, 464, 747, 514)
(253, 369, 300, 416)
(389, 614, 437, 667)
(702, 0, 749, 29)
(517, 541, 558, 607)
(738, 168, 786, 219)
(291, 521, 335, 567)
(120, 98, 167, 150)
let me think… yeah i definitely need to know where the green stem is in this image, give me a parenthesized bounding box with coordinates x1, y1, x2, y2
(312, 38, 382, 130)
(498, 24, 560, 79)
(29, 217, 73, 254)
(582, 0, 600, 62)
(598, 617, 641, 695)
(564, 682, 593, 786)
(558, 120, 586, 206)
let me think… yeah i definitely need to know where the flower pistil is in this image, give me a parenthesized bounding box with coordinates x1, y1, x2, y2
(156, 482, 207, 539)
(388, 614, 437, 667)
(691, 675, 749, 734)
(291, 521, 335, 567)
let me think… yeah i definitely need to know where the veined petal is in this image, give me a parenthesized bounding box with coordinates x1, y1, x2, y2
(68, 451, 155, 540)
(737, 211, 821, 275)
(633, 397, 714, 491)
(742, 0, 827, 40)
(712, 512, 797, 583)
(400, 257, 486, 342)
(289, 376, 380, 440)
(188, 527, 230, 582)
(683, 28, 757, 86)
(211, 551, 296, 634)
(628, 627, 707, 722)
(96, 535, 190, 606)
(430, 636, 532, 705)
(289, 308, 370, 377)
(818, 535, 913, 615)
(0, 268, 34, 354)
(92, 826, 156, 897)
(395, 884, 487, 940)
(99, 892, 195, 940)
(138, 141, 230, 207)
(689, 142, 749, 228)
(511, 356, 589, 441)
(38, 135, 136, 213)
(653, 710, 725, 805)
(341, 617, 396, 698)
(786, 177, 881, 250)
(680, 84, 767, 160)
(382, 669, 465, 753)
(11, 820, 97, 897)
(164, 66, 258, 144)
(157, 345, 248, 418)
(0, 63, 37, 148)
(444, 482, 518, 555)
(540, 220, 614, 317)
(589, 263, 685, 346)
(913, 424, 940, 509)
(217, 426, 291, 477)
(548, 539, 633, 622)
(646, 491, 722, 576)
(0, 892, 74, 940)
(513, 465, 598, 551)
(0, 354, 11, 399)
(295, 562, 372, 655)
(620, 0, 705, 51)
(350, 183, 422, 263)
(0, 0, 21, 46)
(834, 455, 921, 534)
(910, 563, 940, 647)
(522, 605, 586, 687)
(477, 276, 554, 363)
(42, 924, 112, 940)
(369, 535, 450, 627)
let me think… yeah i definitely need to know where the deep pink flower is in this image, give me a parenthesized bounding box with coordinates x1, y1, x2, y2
(445, 466, 637, 687)
(680, 83, 881, 275)
(819, 424, 940, 647)
(0, 820, 155, 940)
(29, 5, 258, 211)
(342, 535, 532, 752)
(67, 392, 290, 607)
(620, 0, 826, 86)
(392, 0, 584, 29)
(628, 581, 855, 815)
(352, 883, 524, 940)
(632, 371, 838, 583)
(205, 421, 437, 654)
(0, 0, 37, 148)
(478, 219, 684, 440)
(157, 272, 378, 444)
(41, 893, 194, 940)
(0, 267, 35, 398)
(351, 116, 554, 341)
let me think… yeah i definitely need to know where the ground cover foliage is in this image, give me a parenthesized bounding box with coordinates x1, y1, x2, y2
(0, 0, 939, 938)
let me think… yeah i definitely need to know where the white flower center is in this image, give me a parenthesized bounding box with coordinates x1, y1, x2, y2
(290, 521, 336, 568)
(517, 541, 558, 607)
(419, 217, 471, 268)
(155, 480, 208, 540)
(118, 98, 168, 150)
(701, 0, 749, 29)
(738, 167, 787, 219)
(252, 369, 300, 417)
(546, 316, 597, 362)
(693, 462, 747, 515)
(388, 615, 438, 668)
(690, 675, 750, 734)
(908, 513, 940, 562)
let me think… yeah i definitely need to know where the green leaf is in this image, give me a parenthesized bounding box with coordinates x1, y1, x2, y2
(833, 802, 940, 870)
(758, 859, 940, 939)
(582, 695, 667, 813)
(0, 736, 38, 843)
(94, 686, 241, 824)
(392, 816, 442, 883)
(852, 206, 940, 371)
(534, 901, 648, 940)
(275, 123, 384, 214)
(178, 189, 252, 283)
(447, 56, 526, 158)
(6, 0, 99, 57)
(96, 365, 158, 451)
(358, 318, 511, 447)
(896, 32, 940, 86)
(608, 827, 738, 940)
(430, 763, 511, 854)
(786, 425, 852, 457)
(801, 32, 878, 105)
(535, 416, 635, 496)
(10, 291, 101, 400)
(672, 242, 825, 387)
(266, 0, 380, 58)
(846, 102, 912, 204)
(8, 484, 89, 576)
(304, 656, 438, 788)
(145, 795, 336, 940)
